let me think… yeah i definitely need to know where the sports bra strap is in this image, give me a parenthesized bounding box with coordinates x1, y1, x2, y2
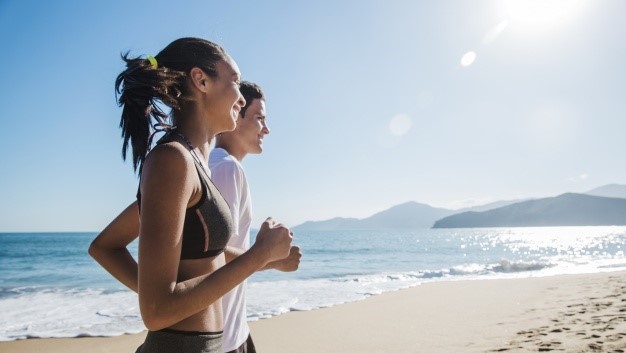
(170, 132, 213, 182)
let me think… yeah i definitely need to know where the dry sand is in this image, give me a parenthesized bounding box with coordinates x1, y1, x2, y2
(1, 271, 625, 353)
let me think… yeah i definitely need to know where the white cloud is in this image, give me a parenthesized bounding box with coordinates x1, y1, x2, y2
(567, 173, 589, 183)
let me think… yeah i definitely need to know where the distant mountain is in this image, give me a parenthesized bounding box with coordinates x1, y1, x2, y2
(293, 216, 362, 231)
(585, 184, 626, 199)
(432, 193, 626, 228)
(456, 199, 528, 213)
(293, 201, 455, 230)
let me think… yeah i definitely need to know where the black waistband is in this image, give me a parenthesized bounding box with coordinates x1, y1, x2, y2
(157, 328, 223, 336)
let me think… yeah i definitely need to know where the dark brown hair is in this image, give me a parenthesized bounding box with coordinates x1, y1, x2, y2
(114, 37, 227, 172)
(239, 81, 265, 118)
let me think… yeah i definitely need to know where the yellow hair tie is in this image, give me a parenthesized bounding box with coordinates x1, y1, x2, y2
(147, 56, 158, 69)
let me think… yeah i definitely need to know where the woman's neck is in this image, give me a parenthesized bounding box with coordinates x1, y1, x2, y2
(175, 121, 215, 161)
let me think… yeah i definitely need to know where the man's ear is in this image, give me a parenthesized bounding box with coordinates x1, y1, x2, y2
(189, 67, 211, 93)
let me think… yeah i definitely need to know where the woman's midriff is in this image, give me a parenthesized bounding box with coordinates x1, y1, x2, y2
(167, 254, 226, 333)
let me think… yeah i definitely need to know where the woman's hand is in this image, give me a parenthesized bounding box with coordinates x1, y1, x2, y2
(251, 217, 293, 266)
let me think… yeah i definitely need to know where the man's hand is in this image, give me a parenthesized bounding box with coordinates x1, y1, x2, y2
(266, 246, 302, 272)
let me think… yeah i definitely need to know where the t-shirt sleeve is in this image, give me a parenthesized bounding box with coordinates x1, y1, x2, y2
(210, 161, 243, 239)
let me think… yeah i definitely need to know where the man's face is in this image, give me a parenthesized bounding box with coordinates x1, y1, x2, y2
(233, 98, 269, 155)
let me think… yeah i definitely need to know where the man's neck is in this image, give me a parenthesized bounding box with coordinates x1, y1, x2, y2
(215, 141, 246, 162)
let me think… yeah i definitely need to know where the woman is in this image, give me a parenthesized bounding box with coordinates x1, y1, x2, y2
(94, 37, 293, 353)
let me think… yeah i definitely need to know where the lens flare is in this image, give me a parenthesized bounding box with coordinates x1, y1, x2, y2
(389, 114, 412, 136)
(461, 51, 476, 67)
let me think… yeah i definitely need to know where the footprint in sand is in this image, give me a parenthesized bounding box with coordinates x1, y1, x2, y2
(605, 333, 623, 342)
(588, 342, 603, 350)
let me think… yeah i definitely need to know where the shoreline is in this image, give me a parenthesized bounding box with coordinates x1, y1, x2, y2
(2, 271, 625, 352)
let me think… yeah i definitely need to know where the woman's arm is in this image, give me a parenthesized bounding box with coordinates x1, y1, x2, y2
(137, 144, 292, 331)
(88, 202, 140, 292)
(225, 245, 302, 272)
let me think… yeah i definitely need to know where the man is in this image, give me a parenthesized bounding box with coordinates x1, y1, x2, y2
(210, 81, 302, 353)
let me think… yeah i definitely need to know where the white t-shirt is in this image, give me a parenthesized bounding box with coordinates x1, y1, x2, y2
(208, 147, 252, 352)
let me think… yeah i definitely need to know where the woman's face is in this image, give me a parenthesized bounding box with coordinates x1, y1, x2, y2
(204, 55, 246, 133)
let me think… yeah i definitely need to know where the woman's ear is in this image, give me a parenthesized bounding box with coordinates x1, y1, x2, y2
(189, 67, 211, 93)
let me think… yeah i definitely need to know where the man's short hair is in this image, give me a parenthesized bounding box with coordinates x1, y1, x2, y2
(239, 81, 265, 118)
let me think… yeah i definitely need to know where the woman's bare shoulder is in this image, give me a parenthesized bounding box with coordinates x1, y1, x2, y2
(140, 142, 196, 193)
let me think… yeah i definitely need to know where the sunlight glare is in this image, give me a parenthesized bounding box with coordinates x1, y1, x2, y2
(483, 20, 509, 44)
(500, 0, 586, 32)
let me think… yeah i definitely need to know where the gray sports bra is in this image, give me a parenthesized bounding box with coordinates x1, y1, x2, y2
(137, 132, 233, 259)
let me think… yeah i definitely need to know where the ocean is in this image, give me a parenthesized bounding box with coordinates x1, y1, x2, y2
(1, 226, 626, 341)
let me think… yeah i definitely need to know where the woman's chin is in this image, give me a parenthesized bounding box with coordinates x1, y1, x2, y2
(219, 116, 237, 133)
(227, 120, 237, 131)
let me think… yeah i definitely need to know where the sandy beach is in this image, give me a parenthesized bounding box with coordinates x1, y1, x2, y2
(2, 271, 625, 353)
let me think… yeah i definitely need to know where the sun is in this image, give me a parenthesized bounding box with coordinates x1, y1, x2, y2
(498, 0, 587, 33)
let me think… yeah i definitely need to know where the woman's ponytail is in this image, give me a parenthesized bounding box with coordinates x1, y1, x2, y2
(114, 53, 185, 173)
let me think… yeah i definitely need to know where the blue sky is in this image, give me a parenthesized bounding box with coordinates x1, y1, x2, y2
(1, 0, 624, 232)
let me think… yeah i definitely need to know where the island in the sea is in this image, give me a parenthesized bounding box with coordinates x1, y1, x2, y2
(432, 193, 626, 228)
